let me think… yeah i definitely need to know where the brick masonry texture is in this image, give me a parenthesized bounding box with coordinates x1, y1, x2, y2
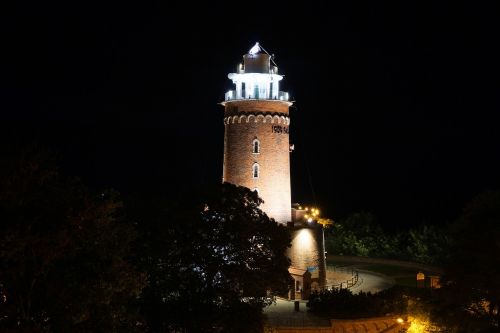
(223, 100, 292, 223)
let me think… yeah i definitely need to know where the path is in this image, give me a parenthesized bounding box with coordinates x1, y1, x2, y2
(265, 299, 331, 327)
(348, 269, 395, 294)
(265, 269, 395, 327)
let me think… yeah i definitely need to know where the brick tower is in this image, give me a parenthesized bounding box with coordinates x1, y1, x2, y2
(221, 43, 292, 223)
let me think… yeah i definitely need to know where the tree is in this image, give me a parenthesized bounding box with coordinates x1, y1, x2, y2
(136, 183, 292, 332)
(434, 191, 500, 332)
(307, 286, 409, 319)
(324, 211, 451, 264)
(325, 212, 395, 257)
(404, 224, 451, 265)
(0, 145, 144, 332)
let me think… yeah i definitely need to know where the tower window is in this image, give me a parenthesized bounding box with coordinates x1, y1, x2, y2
(252, 138, 260, 154)
(252, 163, 259, 179)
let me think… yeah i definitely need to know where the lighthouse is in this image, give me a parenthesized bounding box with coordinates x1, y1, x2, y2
(221, 44, 327, 298)
(221, 43, 292, 224)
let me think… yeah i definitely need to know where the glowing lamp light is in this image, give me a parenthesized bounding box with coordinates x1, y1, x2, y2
(296, 229, 314, 248)
(397, 318, 404, 324)
(248, 42, 261, 56)
(307, 218, 313, 223)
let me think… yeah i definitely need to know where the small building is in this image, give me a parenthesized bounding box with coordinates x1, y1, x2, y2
(428, 275, 441, 289)
(416, 271, 425, 288)
(287, 215, 327, 288)
(291, 206, 307, 224)
(288, 267, 312, 300)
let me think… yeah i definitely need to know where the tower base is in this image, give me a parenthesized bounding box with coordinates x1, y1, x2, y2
(286, 222, 327, 299)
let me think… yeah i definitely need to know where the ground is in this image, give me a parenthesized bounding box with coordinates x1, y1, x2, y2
(265, 255, 442, 329)
(265, 266, 395, 327)
(327, 255, 443, 289)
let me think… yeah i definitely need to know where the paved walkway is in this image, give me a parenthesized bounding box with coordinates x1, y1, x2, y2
(323, 265, 395, 294)
(348, 269, 395, 294)
(266, 258, 430, 330)
(325, 269, 352, 286)
(265, 299, 331, 327)
(265, 268, 395, 327)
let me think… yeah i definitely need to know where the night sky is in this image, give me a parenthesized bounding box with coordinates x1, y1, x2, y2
(3, 1, 499, 230)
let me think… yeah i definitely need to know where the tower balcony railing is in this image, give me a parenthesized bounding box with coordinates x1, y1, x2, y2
(224, 90, 290, 102)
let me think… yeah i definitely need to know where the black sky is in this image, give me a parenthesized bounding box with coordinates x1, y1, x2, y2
(2, 1, 499, 229)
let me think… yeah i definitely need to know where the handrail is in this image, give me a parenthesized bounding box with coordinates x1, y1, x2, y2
(322, 266, 359, 291)
(224, 90, 290, 101)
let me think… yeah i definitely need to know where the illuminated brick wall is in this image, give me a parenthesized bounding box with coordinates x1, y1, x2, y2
(222, 100, 292, 223)
(287, 225, 327, 286)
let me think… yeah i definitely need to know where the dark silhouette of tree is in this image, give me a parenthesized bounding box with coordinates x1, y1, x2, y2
(433, 191, 500, 332)
(0, 145, 144, 332)
(307, 286, 409, 319)
(135, 183, 292, 332)
(0, 145, 292, 332)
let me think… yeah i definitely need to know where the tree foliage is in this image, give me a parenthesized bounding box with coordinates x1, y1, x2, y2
(324, 212, 397, 258)
(405, 224, 451, 266)
(136, 183, 292, 332)
(308, 287, 448, 331)
(433, 191, 500, 332)
(307, 286, 409, 319)
(0, 145, 292, 332)
(325, 211, 451, 265)
(0, 145, 144, 332)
